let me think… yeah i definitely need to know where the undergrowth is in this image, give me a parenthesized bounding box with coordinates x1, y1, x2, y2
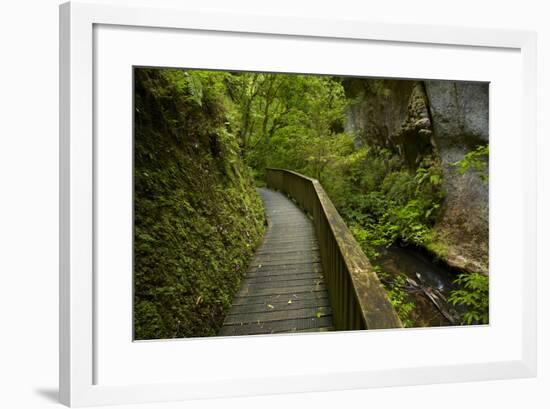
(448, 273, 489, 325)
(321, 143, 445, 326)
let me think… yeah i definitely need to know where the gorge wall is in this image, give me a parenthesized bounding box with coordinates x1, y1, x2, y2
(343, 78, 489, 275)
(133, 69, 266, 339)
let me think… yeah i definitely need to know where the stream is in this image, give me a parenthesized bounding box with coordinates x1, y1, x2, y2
(376, 245, 462, 327)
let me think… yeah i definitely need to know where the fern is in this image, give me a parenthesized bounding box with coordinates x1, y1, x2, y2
(185, 72, 204, 107)
(448, 273, 489, 325)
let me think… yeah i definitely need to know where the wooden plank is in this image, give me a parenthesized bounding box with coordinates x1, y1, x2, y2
(254, 253, 317, 261)
(257, 235, 315, 242)
(293, 327, 334, 333)
(245, 271, 323, 280)
(257, 236, 316, 242)
(248, 258, 321, 268)
(219, 316, 334, 336)
(263, 227, 314, 233)
(243, 272, 324, 284)
(239, 278, 325, 291)
(252, 254, 321, 264)
(224, 306, 332, 325)
(255, 247, 319, 256)
(246, 263, 322, 276)
(253, 247, 316, 254)
(231, 290, 330, 306)
(265, 226, 312, 230)
(263, 230, 314, 237)
(236, 283, 326, 297)
(227, 298, 332, 315)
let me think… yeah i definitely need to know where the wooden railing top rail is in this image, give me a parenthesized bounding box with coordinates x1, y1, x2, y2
(266, 168, 402, 330)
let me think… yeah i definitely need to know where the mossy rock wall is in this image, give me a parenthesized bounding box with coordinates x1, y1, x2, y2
(133, 69, 265, 339)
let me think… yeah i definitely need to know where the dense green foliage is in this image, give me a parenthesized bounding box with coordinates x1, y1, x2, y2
(226, 73, 348, 182)
(218, 73, 445, 253)
(215, 73, 447, 326)
(448, 273, 489, 324)
(135, 68, 488, 333)
(134, 69, 265, 339)
(328, 150, 444, 326)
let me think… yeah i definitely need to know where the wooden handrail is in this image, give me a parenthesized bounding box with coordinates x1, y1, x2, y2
(266, 168, 402, 330)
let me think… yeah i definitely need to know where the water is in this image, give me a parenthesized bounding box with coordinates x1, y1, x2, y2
(376, 245, 461, 327)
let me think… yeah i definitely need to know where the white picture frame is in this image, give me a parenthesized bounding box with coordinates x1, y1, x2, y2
(59, 1, 538, 407)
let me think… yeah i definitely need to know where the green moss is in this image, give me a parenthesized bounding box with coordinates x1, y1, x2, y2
(133, 69, 265, 339)
(425, 236, 449, 261)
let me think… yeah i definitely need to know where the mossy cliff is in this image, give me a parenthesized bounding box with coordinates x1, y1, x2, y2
(133, 69, 265, 340)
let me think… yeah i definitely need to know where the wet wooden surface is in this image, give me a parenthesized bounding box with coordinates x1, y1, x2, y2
(219, 188, 334, 336)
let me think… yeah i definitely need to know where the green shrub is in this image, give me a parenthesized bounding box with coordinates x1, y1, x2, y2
(380, 199, 433, 246)
(334, 148, 444, 253)
(448, 273, 489, 325)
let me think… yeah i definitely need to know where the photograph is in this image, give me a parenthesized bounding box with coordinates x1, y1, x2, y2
(0, 0, 543, 407)
(133, 67, 489, 340)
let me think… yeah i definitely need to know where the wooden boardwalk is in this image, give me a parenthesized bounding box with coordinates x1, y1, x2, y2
(219, 188, 334, 336)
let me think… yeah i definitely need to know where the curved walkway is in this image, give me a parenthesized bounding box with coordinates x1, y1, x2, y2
(219, 188, 334, 336)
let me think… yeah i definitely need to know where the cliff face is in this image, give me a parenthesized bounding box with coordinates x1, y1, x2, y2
(133, 69, 265, 339)
(425, 81, 489, 275)
(343, 79, 435, 167)
(343, 78, 489, 274)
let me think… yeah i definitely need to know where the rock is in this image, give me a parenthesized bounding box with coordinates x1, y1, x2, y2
(414, 117, 431, 129)
(425, 81, 489, 147)
(424, 81, 489, 275)
(343, 79, 434, 167)
(343, 78, 416, 149)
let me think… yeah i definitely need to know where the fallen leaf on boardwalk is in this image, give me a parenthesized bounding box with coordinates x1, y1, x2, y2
(316, 311, 322, 318)
(288, 300, 292, 304)
(267, 304, 274, 309)
(258, 264, 262, 268)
